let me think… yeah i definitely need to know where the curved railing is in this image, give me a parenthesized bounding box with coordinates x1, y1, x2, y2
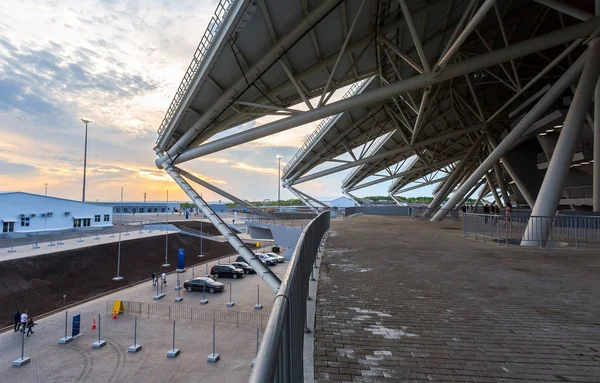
(282, 78, 371, 178)
(156, 0, 235, 143)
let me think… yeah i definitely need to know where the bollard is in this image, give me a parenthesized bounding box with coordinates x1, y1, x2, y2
(92, 314, 106, 348)
(250, 327, 259, 368)
(32, 233, 40, 249)
(57, 232, 64, 245)
(200, 284, 208, 305)
(174, 274, 183, 302)
(204, 263, 209, 277)
(167, 320, 180, 357)
(153, 276, 166, 300)
(49, 232, 55, 247)
(128, 317, 142, 352)
(12, 326, 30, 366)
(226, 283, 235, 307)
(192, 266, 195, 279)
(59, 311, 73, 344)
(207, 313, 220, 362)
(77, 229, 83, 243)
(254, 285, 263, 310)
(310, 265, 316, 281)
(8, 236, 16, 253)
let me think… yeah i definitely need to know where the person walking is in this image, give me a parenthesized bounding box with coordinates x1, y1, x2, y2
(14, 309, 21, 332)
(161, 272, 167, 286)
(26, 317, 36, 337)
(151, 272, 157, 286)
(483, 204, 490, 223)
(20, 310, 28, 333)
(504, 204, 512, 228)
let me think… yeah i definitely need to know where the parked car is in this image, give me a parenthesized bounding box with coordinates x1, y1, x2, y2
(183, 277, 224, 293)
(256, 253, 277, 266)
(236, 255, 270, 267)
(210, 264, 244, 279)
(231, 262, 255, 274)
(265, 252, 285, 263)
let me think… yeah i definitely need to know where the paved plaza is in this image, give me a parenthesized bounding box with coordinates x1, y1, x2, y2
(0, 250, 287, 382)
(315, 215, 600, 382)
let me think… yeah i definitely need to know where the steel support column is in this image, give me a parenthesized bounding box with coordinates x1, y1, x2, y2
(459, 177, 486, 206)
(522, 39, 600, 246)
(595, 78, 600, 211)
(485, 172, 502, 207)
(430, 50, 589, 221)
(422, 133, 486, 218)
(493, 163, 509, 207)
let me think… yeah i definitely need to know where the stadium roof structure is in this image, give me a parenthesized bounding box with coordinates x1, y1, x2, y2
(155, 0, 600, 248)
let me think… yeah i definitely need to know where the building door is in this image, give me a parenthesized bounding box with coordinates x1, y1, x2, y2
(2, 221, 14, 232)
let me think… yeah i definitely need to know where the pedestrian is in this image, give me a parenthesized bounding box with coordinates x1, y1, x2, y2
(483, 204, 490, 223)
(504, 204, 512, 228)
(161, 272, 167, 286)
(461, 205, 466, 214)
(26, 317, 36, 337)
(20, 310, 28, 333)
(14, 309, 21, 332)
(151, 272, 157, 286)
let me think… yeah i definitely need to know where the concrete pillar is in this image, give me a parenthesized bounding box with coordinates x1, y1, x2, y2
(522, 39, 600, 246)
(594, 79, 600, 211)
(430, 54, 588, 221)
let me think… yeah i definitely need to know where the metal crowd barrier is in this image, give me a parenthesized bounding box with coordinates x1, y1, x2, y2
(249, 212, 330, 383)
(463, 213, 600, 248)
(410, 206, 460, 220)
(105, 300, 269, 328)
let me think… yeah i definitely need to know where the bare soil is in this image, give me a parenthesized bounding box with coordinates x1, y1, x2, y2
(0, 223, 244, 328)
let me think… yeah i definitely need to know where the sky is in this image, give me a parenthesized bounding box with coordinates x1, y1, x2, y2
(0, 0, 435, 203)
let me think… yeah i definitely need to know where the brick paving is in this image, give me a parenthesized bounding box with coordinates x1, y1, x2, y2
(314, 215, 600, 383)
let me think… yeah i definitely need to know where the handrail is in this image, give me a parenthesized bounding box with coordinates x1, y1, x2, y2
(156, 0, 235, 143)
(282, 78, 371, 177)
(249, 212, 330, 382)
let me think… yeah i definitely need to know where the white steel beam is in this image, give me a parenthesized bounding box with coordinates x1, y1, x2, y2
(280, 61, 314, 110)
(165, 167, 281, 292)
(430, 49, 590, 221)
(158, 17, 600, 167)
(534, 0, 593, 21)
(521, 39, 600, 246)
(398, 0, 431, 72)
(394, 175, 450, 194)
(379, 35, 425, 74)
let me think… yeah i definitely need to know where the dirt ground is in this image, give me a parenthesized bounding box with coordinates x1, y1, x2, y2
(0, 223, 244, 328)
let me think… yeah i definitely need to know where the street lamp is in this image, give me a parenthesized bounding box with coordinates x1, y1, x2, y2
(277, 155, 283, 213)
(81, 118, 93, 202)
(44, 183, 48, 196)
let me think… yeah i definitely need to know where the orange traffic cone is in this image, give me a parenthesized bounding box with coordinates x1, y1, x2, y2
(91, 318, 97, 330)
(112, 310, 117, 320)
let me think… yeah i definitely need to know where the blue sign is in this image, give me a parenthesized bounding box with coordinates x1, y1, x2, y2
(72, 314, 81, 337)
(178, 248, 185, 270)
(185, 211, 189, 219)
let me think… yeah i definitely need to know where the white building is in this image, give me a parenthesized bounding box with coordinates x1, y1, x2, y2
(0, 192, 113, 234)
(324, 196, 357, 209)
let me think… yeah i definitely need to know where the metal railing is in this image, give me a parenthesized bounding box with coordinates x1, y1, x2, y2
(282, 79, 370, 177)
(463, 213, 600, 248)
(106, 300, 269, 328)
(562, 185, 593, 199)
(156, 0, 235, 143)
(536, 140, 593, 163)
(410, 206, 460, 220)
(244, 209, 319, 229)
(249, 212, 330, 382)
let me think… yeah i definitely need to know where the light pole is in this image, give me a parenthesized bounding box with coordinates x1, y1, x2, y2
(163, 190, 170, 267)
(113, 187, 124, 281)
(44, 183, 48, 196)
(81, 118, 93, 202)
(277, 155, 282, 213)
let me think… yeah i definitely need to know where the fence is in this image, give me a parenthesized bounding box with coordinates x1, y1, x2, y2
(463, 213, 600, 248)
(244, 209, 320, 229)
(105, 300, 269, 328)
(344, 206, 411, 216)
(249, 211, 330, 382)
(411, 206, 460, 220)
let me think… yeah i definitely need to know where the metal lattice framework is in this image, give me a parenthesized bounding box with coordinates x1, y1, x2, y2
(154, 0, 600, 264)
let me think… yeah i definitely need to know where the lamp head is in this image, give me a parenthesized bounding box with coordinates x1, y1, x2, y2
(81, 118, 93, 124)
(276, 155, 283, 159)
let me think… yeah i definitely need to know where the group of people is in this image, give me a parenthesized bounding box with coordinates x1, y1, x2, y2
(13, 309, 36, 336)
(461, 203, 512, 227)
(151, 272, 167, 287)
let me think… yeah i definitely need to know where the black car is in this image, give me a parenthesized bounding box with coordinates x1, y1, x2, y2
(183, 277, 224, 293)
(210, 264, 244, 279)
(231, 262, 255, 274)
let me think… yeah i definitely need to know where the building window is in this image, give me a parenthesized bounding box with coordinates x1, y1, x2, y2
(2, 222, 14, 232)
(139, 208, 144, 213)
(20, 217, 30, 227)
(94, 215, 101, 222)
(116, 208, 120, 213)
(73, 218, 91, 227)
(154, 208, 157, 212)
(161, 208, 165, 213)
(104, 215, 110, 222)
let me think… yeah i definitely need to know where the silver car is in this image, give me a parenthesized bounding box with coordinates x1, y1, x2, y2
(265, 252, 285, 263)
